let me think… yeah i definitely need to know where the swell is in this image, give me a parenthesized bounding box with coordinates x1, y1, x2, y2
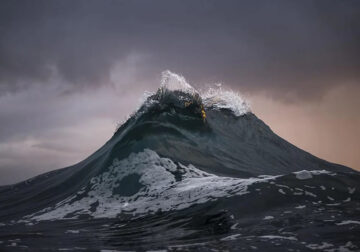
(0, 84, 354, 222)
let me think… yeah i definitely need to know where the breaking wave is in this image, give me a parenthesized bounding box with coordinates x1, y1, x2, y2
(139, 70, 251, 118)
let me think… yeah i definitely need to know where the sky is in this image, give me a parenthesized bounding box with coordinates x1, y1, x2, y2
(0, 0, 359, 185)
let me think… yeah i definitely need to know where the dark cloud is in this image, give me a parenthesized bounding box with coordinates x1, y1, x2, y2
(0, 0, 359, 99)
(1, 0, 360, 184)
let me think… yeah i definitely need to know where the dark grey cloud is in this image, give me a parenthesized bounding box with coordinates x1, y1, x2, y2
(1, 0, 359, 99)
(1, 0, 360, 184)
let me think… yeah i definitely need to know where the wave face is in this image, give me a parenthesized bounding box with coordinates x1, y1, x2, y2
(0, 71, 359, 251)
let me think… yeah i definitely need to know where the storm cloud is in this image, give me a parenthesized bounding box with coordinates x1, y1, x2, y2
(1, 0, 359, 98)
(0, 0, 360, 184)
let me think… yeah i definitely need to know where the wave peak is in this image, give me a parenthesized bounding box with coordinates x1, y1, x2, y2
(145, 70, 251, 118)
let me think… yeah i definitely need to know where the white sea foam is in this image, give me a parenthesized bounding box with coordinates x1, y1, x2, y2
(25, 149, 275, 222)
(220, 234, 241, 241)
(306, 241, 358, 252)
(65, 230, 80, 234)
(294, 170, 313, 180)
(306, 242, 334, 250)
(278, 189, 286, 195)
(202, 87, 250, 116)
(161, 70, 196, 94)
(263, 216, 274, 220)
(21, 147, 339, 223)
(161, 70, 250, 116)
(259, 235, 298, 241)
(336, 220, 360, 226)
(348, 187, 356, 194)
(294, 170, 332, 180)
(115, 71, 251, 131)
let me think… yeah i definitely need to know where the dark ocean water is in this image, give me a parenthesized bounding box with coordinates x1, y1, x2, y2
(0, 74, 359, 251)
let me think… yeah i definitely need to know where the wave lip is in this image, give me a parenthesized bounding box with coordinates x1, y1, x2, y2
(202, 86, 250, 116)
(154, 70, 250, 117)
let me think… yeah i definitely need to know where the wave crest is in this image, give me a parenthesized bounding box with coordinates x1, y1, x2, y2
(161, 70, 196, 94)
(140, 71, 250, 118)
(202, 86, 250, 116)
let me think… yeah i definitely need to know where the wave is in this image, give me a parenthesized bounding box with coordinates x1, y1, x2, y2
(23, 148, 353, 224)
(25, 149, 271, 221)
(138, 70, 250, 119)
(0, 71, 359, 251)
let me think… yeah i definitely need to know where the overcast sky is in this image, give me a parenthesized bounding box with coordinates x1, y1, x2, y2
(1, 0, 359, 184)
